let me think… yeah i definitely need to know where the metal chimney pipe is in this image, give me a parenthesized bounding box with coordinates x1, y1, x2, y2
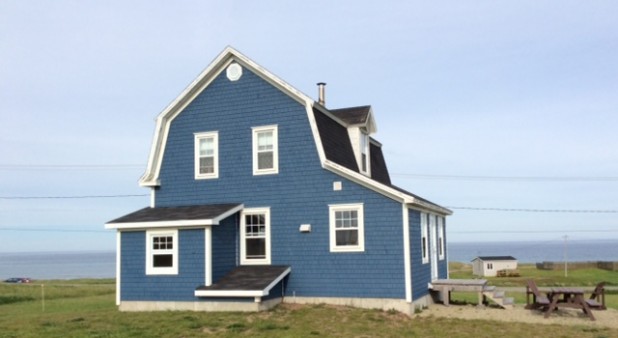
(317, 82, 326, 106)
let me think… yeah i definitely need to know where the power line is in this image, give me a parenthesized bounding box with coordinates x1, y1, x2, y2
(0, 164, 143, 171)
(450, 229, 618, 234)
(447, 206, 618, 213)
(0, 227, 108, 233)
(0, 194, 148, 200)
(391, 173, 618, 182)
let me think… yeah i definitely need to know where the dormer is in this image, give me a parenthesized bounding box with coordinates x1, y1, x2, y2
(330, 105, 377, 177)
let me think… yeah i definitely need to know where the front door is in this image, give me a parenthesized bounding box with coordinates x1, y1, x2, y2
(240, 207, 271, 265)
(429, 215, 439, 280)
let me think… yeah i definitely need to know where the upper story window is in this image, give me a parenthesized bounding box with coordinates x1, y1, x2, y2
(195, 131, 219, 179)
(146, 229, 178, 275)
(360, 130, 369, 175)
(421, 213, 429, 264)
(329, 203, 365, 252)
(252, 125, 278, 175)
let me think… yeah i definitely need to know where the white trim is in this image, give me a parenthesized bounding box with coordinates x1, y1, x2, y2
(402, 205, 412, 303)
(323, 160, 452, 216)
(194, 267, 290, 298)
(146, 229, 179, 275)
(328, 203, 365, 253)
(305, 104, 327, 163)
(205, 226, 212, 286)
(240, 207, 271, 265)
(194, 131, 219, 180)
(252, 125, 279, 175)
(438, 216, 445, 261)
(150, 188, 155, 208)
(359, 129, 371, 176)
(116, 231, 121, 305)
(421, 213, 429, 264)
(105, 204, 244, 230)
(139, 46, 313, 187)
(429, 214, 438, 280)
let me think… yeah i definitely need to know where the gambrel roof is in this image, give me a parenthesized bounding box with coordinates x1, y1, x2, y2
(138, 46, 451, 216)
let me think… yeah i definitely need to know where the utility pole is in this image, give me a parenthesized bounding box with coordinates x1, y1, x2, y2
(563, 235, 568, 277)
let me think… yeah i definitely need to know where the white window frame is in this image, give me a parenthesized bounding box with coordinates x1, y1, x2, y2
(240, 207, 271, 265)
(252, 125, 279, 175)
(438, 216, 445, 260)
(146, 229, 179, 275)
(421, 213, 429, 264)
(329, 203, 365, 253)
(360, 130, 370, 175)
(194, 131, 219, 179)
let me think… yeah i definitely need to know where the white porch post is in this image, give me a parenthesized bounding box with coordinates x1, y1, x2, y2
(402, 205, 412, 302)
(205, 226, 213, 286)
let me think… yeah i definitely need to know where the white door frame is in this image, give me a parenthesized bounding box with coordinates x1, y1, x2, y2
(429, 215, 439, 280)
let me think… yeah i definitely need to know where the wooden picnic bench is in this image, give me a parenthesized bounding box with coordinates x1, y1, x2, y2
(525, 279, 550, 310)
(545, 287, 595, 321)
(430, 279, 488, 307)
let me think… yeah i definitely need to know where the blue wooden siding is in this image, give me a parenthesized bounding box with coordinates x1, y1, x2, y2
(147, 65, 407, 300)
(120, 229, 205, 301)
(212, 215, 238, 282)
(409, 209, 431, 301)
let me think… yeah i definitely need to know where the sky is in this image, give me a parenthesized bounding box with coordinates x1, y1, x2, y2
(1, 1, 617, 252)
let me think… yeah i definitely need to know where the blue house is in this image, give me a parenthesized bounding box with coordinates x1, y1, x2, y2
(105, 47, 452, 313)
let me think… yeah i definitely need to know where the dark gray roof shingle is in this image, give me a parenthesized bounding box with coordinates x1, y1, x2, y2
(475, 256, 517, 261)
(330, 105, 371, 125)
(196, 265, 290, 291)
(313, 107, 359, 172)
(107, 203, 242, 224)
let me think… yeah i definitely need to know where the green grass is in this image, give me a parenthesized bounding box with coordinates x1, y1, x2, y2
(448, 263, 618, 309)
(1, 278, 617, 337)
(449, 262, 618, 287)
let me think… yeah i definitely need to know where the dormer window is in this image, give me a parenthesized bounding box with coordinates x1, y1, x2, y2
(360, 130, 369, 174)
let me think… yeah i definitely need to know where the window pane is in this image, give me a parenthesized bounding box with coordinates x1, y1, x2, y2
(258, 152, 273, 169)
(257, 131, 273, 149)
(199, 138, 214, 156)
(246, 238, 266, 259)
(199, 157, 214, 174)
(153, 254, 173, 267)
(336, 229, 358, 246)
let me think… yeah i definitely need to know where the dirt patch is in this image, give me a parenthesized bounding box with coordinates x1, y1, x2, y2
(416, 304, 618, 329)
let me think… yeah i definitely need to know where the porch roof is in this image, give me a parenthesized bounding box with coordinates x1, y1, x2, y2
(105, 203, 243, 229)
(195, 265, 291, 298)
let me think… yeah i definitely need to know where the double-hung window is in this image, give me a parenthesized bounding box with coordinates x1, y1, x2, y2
(240, 208, 271, 265)
(329, 203, 365, 252)
(195, 131, 218, 179)
(421, 213, 429, 264)
(146, 229, 178, 275)
(252, 125, 278, 175)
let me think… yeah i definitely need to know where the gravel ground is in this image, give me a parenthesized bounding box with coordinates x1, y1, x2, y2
(416, 304, 618, 329)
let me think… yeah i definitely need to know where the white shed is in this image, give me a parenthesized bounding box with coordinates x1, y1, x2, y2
(472, 256, 518, 277)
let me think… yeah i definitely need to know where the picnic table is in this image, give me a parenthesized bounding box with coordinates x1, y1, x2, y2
(544, 287, 595, 321)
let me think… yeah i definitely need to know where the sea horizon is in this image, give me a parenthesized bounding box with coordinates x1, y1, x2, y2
(1, 239, 617, 280)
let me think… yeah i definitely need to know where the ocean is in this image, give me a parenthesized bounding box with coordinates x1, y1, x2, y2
(448, 239, 618, 263)
(1, 239, 617, 280)
(0, 251, 116, 280)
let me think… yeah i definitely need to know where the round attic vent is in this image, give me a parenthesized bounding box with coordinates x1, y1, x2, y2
(226, 63, 242, 81)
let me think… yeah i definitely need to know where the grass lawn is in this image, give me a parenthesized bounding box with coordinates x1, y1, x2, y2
(2, 277, 618, 338)
(448, 263, 618, 309)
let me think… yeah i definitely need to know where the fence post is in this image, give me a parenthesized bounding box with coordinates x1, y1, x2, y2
(41, 284, 45, 312)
